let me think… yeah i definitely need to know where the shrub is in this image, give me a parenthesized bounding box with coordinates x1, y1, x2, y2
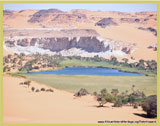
(19, 82, 23, 85)
(133, 104, 138, 109)
(97, 96, 107, 107)
(8, 54, 12, 58)
(35, 89, 40, 92)
(22, 63, 33, 72)
(97, 89, 116, 107)
(142, 95, 157, 118)
(13, 58, 17, 63)
(111, 89, 119, 96)
(3, 66, 9, 72)
(18, 60, 22, 66)
(113, 98, 123, 107)
(41, 88, 45, 91)
(74, 88, 89, 97)
(20, 53, 25, 57)
(31, 87, 35, 92)
(34, 66, 39, 69)
(93, 91, 98, 96)
(8, 67, 11, 71)
(128, 90, 146, 106)
(24, 81, 31, 87)
(100, 88, 107, 94)
(24, 81, 31, 84)
(128, 94, 137, 105)
(46, 89, 54, 92)
(50, 89, 54, 92)
(110, 56, 118, 65)
(121, 97, 129, 104)
(4, 57, 9, 63)
(122, 58, 128, 64)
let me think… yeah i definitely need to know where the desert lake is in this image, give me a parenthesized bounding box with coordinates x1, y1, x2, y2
(26, 67, 145, 76)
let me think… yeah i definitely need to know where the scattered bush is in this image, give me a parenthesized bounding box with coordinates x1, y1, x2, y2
(4, 57, 9, 63)
(3, 66, 10, 72)
(111, 89, 119, 96)
(100, 88, 107, 94)
(127, 89, 146, 106)
(8, 54, 12, 58)
(95, 85, 147, 108)
(19, 82, 23, 85)
(113, 98, 123, 107)
(31, 87, 35, 92)
(128, 94, 137, 105)
(97, 89, 116, 107)
(18, 61, 22, 66)
(74, 88, 89, 97)
(24, 81, 31, 87)
(46, 88, 54, 92)
(34, 66, 39, 69)
(41, 88, 45, 91)
(133, 104, 138, 109)
(35, 89, 40, 92)
(3, 53, 157, 75)
(93, 91, 98, 96)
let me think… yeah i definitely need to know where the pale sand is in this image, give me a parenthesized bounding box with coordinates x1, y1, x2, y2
(77, 23, 157, 61)
(3, 49, 13, 57)
(3, 75, 156, 124)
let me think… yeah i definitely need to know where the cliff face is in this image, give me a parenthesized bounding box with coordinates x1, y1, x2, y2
(5, 36, 108, 53)
(4, 36, 135, 54)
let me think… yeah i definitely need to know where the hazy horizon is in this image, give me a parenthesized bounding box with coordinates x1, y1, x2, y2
(3, 4, 157, 13)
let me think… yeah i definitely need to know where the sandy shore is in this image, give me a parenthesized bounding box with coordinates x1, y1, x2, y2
(3, 75, 156, 124)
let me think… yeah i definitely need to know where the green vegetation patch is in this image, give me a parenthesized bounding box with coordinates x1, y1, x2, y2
(23, 74, 156, 96)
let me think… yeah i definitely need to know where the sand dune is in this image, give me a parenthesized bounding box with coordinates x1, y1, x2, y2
(3, 75, 156, 124)
(77, 23, 157, 61)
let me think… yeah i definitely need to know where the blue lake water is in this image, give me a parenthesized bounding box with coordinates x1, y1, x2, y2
(26, 67, 145, 76)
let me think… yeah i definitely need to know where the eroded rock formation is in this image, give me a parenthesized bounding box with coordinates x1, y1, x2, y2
(4, 36, 135, 54)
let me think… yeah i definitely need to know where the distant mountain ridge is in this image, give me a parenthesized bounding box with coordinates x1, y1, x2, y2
(3, 9, 157, 28)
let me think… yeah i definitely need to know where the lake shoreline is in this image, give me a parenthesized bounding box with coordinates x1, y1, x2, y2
(24, 66, 146, 76)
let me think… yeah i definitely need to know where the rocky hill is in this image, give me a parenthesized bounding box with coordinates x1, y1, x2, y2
(95, 17, 118, 28)
(3, 9, 157, 28)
